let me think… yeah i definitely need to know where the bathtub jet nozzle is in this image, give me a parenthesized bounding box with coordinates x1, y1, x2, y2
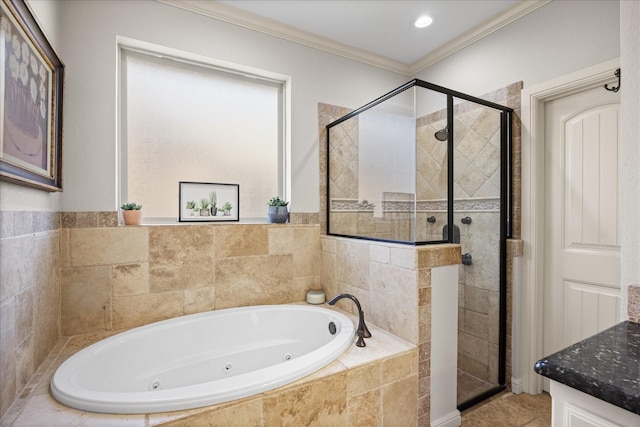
(327, 293, 371, 347)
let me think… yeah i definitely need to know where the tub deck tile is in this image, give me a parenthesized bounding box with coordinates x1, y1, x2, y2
(2, 307, 416, 427)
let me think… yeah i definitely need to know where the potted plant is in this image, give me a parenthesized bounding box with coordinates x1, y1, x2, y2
(121, 202, 142, 225)
(267, 196, 289, 223)
(199, 198, 210, 216)
(209, 191, 218, 216)
(221, 201, 232, 216)
(186, 200, 197, 216)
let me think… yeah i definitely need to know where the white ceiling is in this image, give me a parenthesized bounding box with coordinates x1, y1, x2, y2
(162, 0, 550, 75)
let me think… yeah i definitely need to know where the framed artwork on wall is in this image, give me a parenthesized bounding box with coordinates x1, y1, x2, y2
(0, 0, 64, 191)
(179, 181, 239, 222)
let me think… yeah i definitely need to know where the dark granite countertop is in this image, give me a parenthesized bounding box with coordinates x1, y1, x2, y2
(534, 321, 640, 415)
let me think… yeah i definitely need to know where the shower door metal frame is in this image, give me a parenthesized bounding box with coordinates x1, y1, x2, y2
(326, 78, 514, 410)
(326, 78, 513, 246)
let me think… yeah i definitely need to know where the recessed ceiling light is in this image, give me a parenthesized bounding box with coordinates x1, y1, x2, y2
(414, 15, 433, 28)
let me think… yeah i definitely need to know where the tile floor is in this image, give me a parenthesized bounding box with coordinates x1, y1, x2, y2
(461, 391, 552, 427)
(457, 369, 496, 406)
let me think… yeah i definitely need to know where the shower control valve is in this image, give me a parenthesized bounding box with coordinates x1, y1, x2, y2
(461, 217, 472, 225)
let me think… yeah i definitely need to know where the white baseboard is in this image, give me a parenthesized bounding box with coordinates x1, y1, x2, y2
(511, 377, 524, 394)
(431, 410, 461, 427)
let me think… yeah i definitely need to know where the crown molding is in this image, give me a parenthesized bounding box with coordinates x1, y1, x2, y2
(407, 0, 552, 75)
(157, 0, 410, 75)
(158, 0, 551, 77)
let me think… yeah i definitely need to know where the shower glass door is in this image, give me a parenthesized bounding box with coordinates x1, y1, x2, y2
(452, 97, 508, 408)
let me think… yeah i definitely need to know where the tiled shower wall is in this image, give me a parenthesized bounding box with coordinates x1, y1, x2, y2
(414, 84, 523, 389)
(324, 83, 523, 245)
(320, 81, 523, 395)
(0, 211, 60, 420)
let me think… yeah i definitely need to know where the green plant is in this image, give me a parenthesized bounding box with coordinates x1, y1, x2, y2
(199, 198, 210, 210)
(186, 200, 197, 210)
(222, 202, 232, 211)
(120, 202, 142, 210)
(209, 191, 217, 208)
(267, 196, 288, 207)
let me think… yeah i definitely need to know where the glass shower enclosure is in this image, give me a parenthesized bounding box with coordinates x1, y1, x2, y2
(326, 79, 513, 409)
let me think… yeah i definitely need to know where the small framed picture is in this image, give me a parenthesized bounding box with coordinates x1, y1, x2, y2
(179, 182, 239, 222)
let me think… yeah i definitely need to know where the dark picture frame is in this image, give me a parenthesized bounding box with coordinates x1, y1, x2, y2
(1, 0, 64, 191)
(179, 181, 239, 222)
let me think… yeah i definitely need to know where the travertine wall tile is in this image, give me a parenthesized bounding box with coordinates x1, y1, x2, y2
(0, 300, 17, 417)
(294, 276, 319, 293)
(0, 226, 61, 422)
(15, 333, 34, 392)
(382, 375, 418, 427)
(321, 249, 337, 298)
(13, 212, 33, 237)
(59, 224, 321, 334)
(418, 305, 431, 345)
(382, 352, 414, 383)
(62, 266, 112, 335)
(184, 287, 215, 314)
(390, 247, 415, 269)
(75, 212, 98, 228)
(263, 372, 347, 426)
(215, 254, 295, 309)
(320, 236, 336, 254)
(293, 227, 320, 277)
(268, 227, 293, 254)
(417, 245, 461, 269)
(156, 397, 263, 427)
(369, 262, 417, 343)
(336, 239, 370, 290)
(348, 389, 382, 427)
(15, 290, 33, 351)
(0, 237, 34, 302)
(347, 361, 382, 397)
(418, 268, 431, 288)
(112, 263, 149, 296)
(60, 212, 76, 228)
(112, 291, 184, 329)
(97, 211, 118, 228)
(59, 229, 70, 268)
(215, 225, 267, 258)
(418, 287, 431, 307)
(370, 245, 390, 264)
(149, 226, 213, 292)
(69, 227, 148, 266)
(0, 211, 14, 238)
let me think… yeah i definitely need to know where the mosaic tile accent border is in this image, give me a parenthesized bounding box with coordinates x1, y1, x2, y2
(330, 197, 500, 212)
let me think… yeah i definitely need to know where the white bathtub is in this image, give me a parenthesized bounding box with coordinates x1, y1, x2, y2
(50, 304, 355, 414)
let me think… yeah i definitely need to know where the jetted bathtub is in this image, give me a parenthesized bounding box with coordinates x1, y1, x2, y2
(51, 304, 355, 414)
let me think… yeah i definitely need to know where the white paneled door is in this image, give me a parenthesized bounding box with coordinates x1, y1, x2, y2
(542, 84, 621, 386)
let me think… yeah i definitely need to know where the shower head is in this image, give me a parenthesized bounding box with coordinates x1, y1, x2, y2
(434, 128, 448, 141)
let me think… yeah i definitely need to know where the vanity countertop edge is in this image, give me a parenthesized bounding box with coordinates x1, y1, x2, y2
(534, 320, 640, 415)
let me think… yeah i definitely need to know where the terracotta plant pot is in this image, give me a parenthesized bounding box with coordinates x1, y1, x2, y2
(122, 210, 142, 225)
